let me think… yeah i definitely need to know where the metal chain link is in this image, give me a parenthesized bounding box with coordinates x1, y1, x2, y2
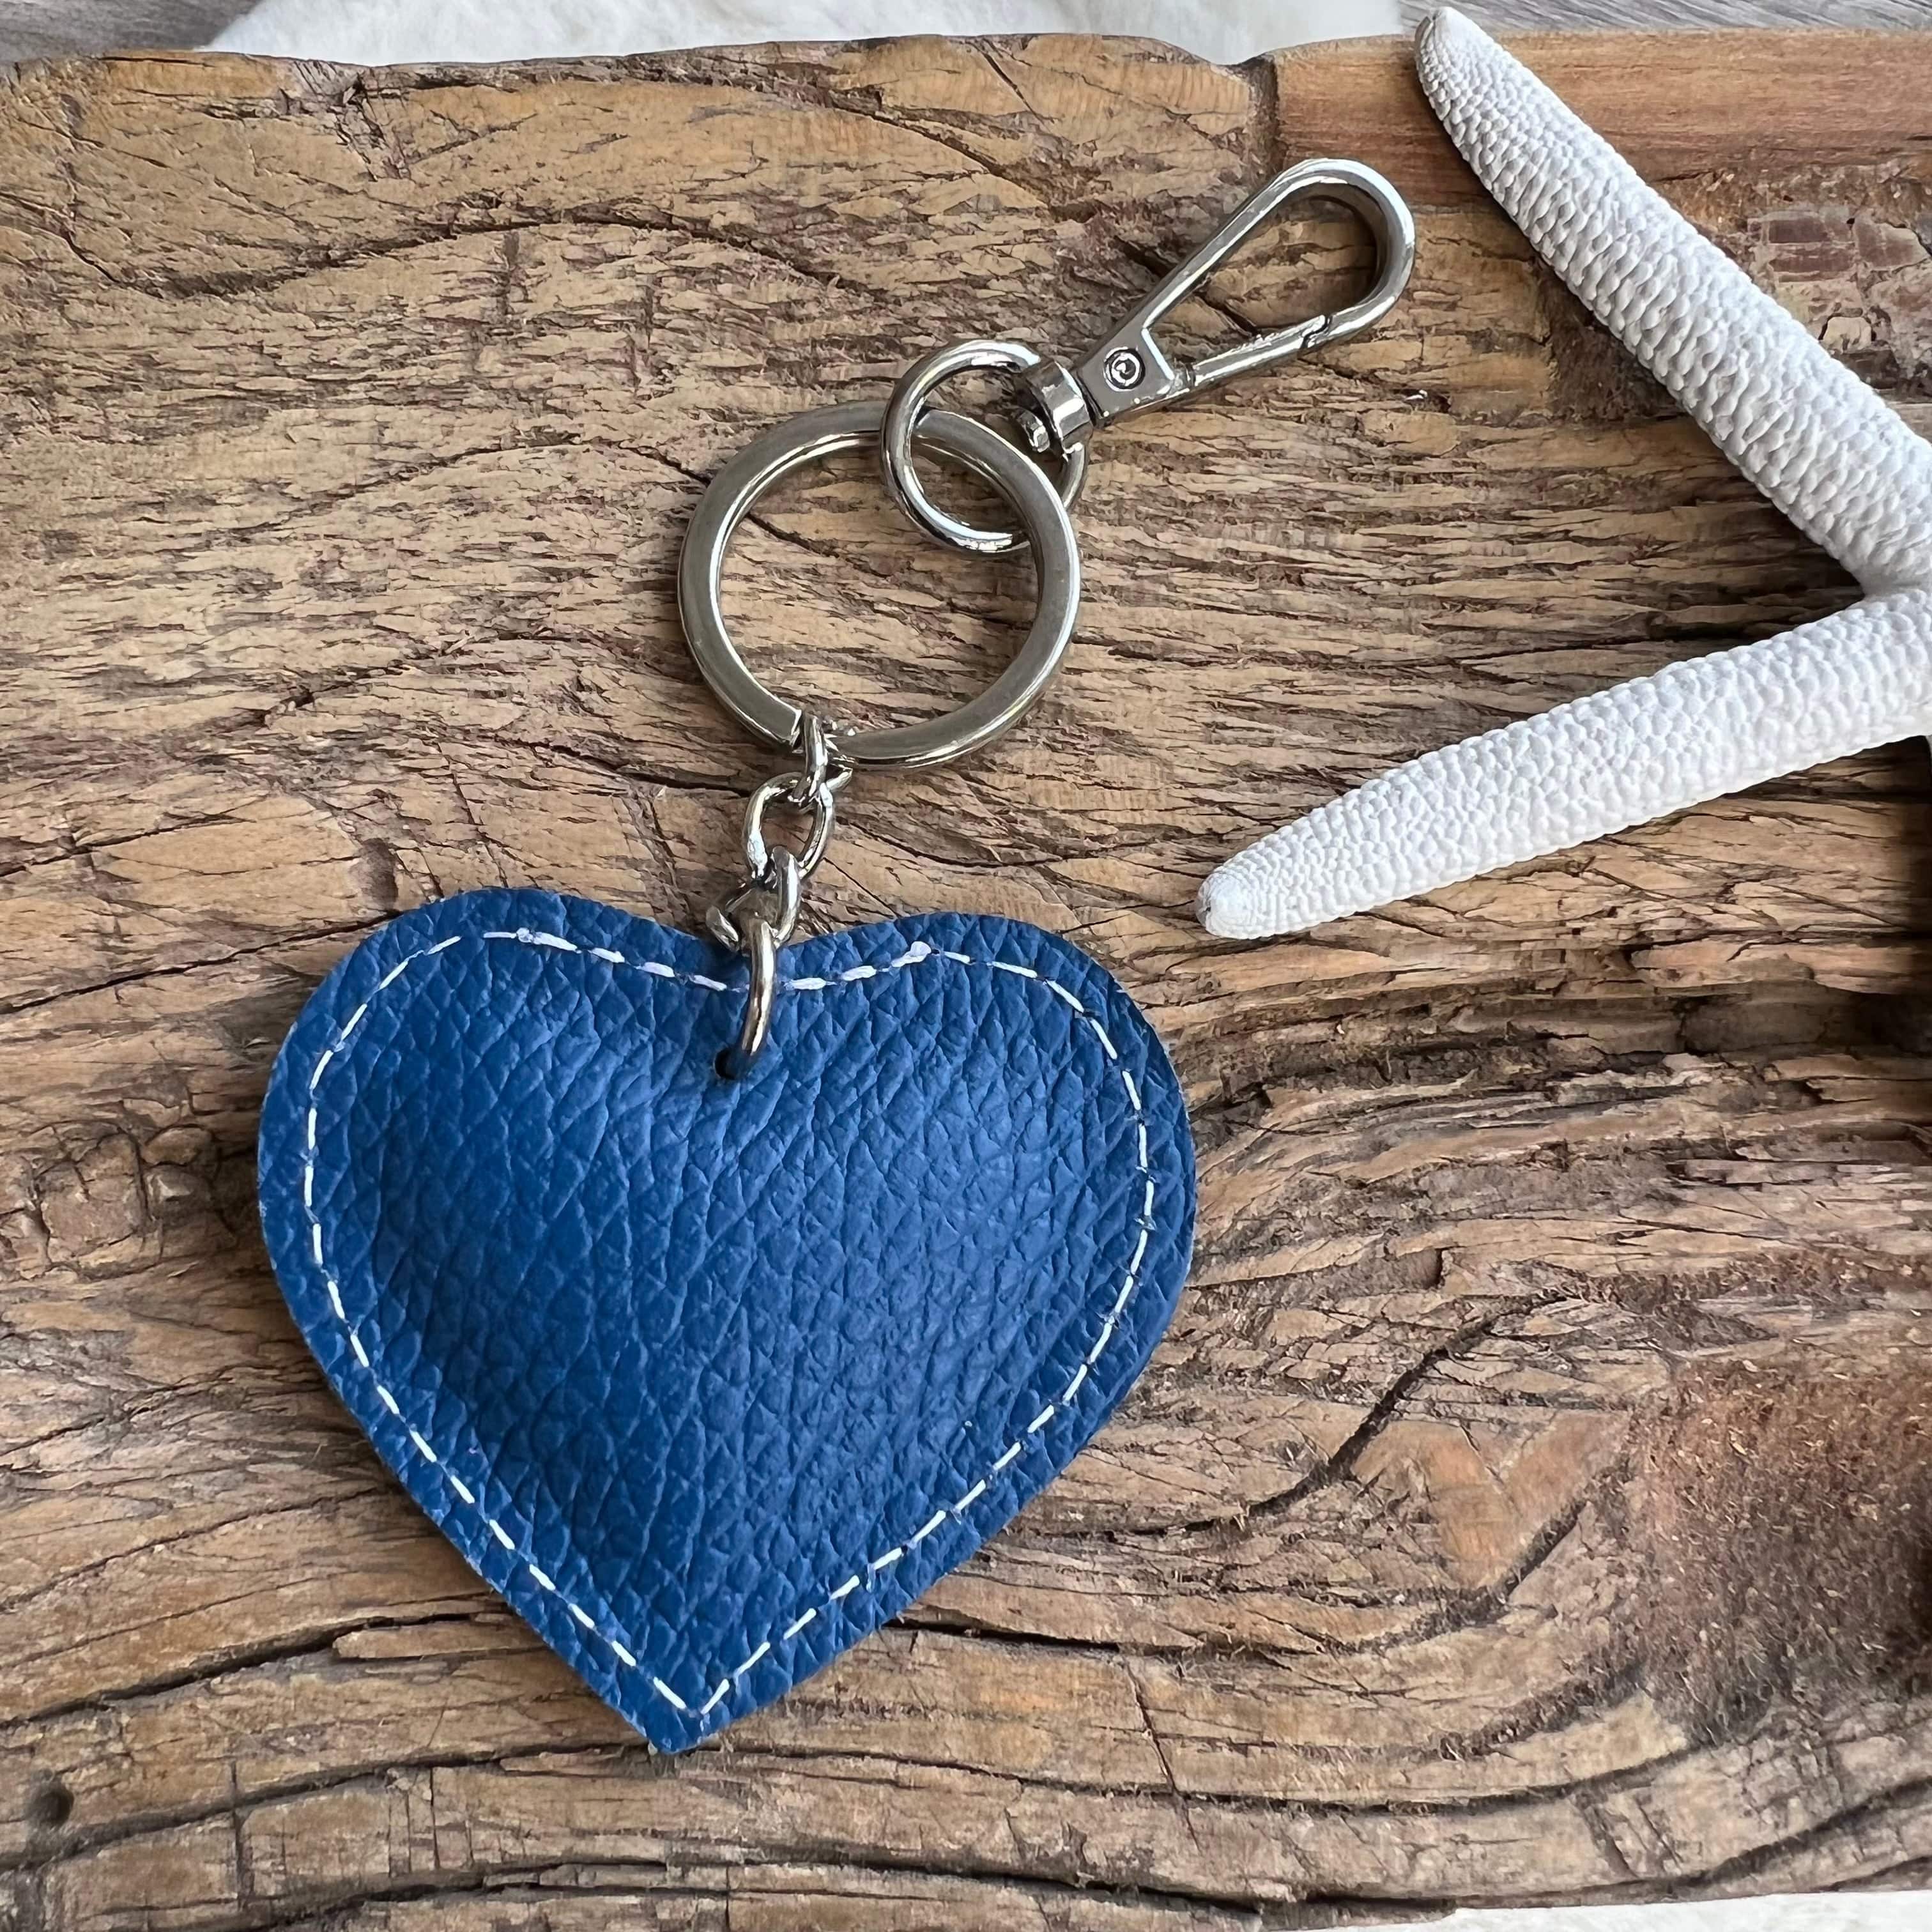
(709, 714, 852, 1077)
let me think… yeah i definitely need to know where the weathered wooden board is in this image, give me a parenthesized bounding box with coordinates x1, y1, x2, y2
(1, 26, 1931, 1929)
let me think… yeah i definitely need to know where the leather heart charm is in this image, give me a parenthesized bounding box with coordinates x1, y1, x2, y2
(258, 888, 1195, 1749)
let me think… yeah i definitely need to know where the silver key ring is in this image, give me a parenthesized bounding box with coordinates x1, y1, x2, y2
(677, 399, 1080, 772)
(878, 341, 1090, 558)
(681, 159, 1415, 1070)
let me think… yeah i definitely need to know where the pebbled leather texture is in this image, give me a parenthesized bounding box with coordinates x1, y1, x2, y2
(257, 888, 1195, 1751)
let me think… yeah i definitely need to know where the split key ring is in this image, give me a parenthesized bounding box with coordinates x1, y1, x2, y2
(678, 400, 1080, 774)
(675, 157, 1413, 1068)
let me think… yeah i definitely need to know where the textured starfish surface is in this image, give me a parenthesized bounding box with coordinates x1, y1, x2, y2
(1199, 6, 1932, 942)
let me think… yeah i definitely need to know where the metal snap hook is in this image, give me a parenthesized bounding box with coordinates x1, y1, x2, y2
(680, 155, 1414, 1072)
(878, 158, 1416, 556)
(1032, 158, 1418, 446)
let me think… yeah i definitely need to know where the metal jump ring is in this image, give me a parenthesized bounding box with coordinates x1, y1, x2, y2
(880, 339, 1089, 556)
(717, 908, 779, 1079)
(781, 713, 852, 809)
(707, 845, 802, 954)
(742, 772, 837, 884)
(677, 400, 1081, 772)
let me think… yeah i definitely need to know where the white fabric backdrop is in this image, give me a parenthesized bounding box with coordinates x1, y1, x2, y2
(1391, 1907, 1930, 1931)
(210, 0, 1397, 65)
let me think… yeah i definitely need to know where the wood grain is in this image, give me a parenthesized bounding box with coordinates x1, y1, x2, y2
(1, 27, 1930, 1929)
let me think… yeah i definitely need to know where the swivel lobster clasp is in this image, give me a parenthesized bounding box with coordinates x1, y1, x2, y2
(879, 157, 1417, 556)
(1024, 158, 1416, 450)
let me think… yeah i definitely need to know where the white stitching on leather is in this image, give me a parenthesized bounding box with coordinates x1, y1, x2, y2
(298, 921, 1158, 1735)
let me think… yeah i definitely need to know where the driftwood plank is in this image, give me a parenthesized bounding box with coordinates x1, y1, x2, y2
(1, 26, 1930, 1928)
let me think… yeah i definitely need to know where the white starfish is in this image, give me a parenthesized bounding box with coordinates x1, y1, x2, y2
(1198, 6, 1932, 942)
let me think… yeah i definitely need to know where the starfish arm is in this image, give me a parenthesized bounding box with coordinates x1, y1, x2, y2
(1416, 6, 1932, 596)
(1200, 11, 1932, 942)
(1199, 588, 1932, 939)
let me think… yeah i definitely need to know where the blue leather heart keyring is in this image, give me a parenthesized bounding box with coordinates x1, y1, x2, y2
(259, 164, 1414, 1747)
(259, 894, 1192, 1751)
